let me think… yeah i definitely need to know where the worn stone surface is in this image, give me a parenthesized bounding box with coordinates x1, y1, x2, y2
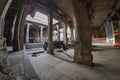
(28, 47, 120, 80)
(47, 4, 54, 54)
(63, 21, 68, 47)
(13, 1, 32, 51)
(72, 0, 93, 65)
(0, 18, 5, 37)
(0, 39, 15, 80)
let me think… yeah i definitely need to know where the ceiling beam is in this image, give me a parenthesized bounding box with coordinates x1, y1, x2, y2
(98, 0, 120, 31)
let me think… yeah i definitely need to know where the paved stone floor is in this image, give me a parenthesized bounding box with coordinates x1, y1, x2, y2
(7, 46, 120, 80)
(27, 46, 120, 80)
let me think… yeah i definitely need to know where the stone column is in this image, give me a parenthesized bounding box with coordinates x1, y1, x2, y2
(13, 1, 32, 51)
(63, 21, 68, 47)
(57, 25, 60, 41)
(37, 29, 40, 43)
(0, 0, 13, 37)
(26, 23, 31, 43)
(70, 26, 74, 47)
(105, 21, 115, 44)
(72, 0, 93, 66)
(40, 26, 44, 45)
(70, 27, 74, 41)
(47, 4, 54, 54)
(13, 3, 24, 51)
(44, 31, 48, 43)
(0, 18, 5, 38)
(0, 0, 14, 79)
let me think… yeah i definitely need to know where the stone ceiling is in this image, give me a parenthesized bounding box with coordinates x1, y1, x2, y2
(10, 0, 120, 29)
(54, 0, 118, 29)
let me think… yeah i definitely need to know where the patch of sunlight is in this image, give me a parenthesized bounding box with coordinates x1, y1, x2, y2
(26, 11, 58, 25)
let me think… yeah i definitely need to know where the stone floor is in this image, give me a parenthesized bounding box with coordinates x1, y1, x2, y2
(7, 46, 120, 80)
(27, 46, 120, 80)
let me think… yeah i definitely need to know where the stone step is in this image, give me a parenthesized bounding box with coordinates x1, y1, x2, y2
(25, 43, 43, 49)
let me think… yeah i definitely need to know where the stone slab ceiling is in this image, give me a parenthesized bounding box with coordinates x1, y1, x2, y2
(91, 0, 115, 29)
(11, 0, 119, 29)
(37, 0, 118, 29)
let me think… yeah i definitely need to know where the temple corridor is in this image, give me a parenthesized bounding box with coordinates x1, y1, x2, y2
(0, 0, 120, 80)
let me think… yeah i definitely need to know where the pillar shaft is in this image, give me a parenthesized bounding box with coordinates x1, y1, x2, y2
(26, 23, 30, 43)
(44, 31, 47, 42)
(41, 26, 43, 43)
(70, 27, 74, 41)
(13, 3, 24, 51)
(13, 1, 31, 51)
(63, 21, 67, 47)
(0, 0, 13, 37)
(37, 29, 40, 43)
(72, 0, 93, 65)
(70, 26, 74, 47)
(0, 0, 14, 79)
(47, 5, 54, 54)
(57, 25, 60, 41)
(0, 0, 8, 15)
(105, 21, 115, 44)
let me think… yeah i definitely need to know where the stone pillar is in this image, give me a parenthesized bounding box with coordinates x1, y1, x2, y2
(47, 4, 54, 54)
(0, 0, 14, 79)
(0, 0, 13, 37)
(57, 25, 60, 41)
(40, 26, 44, 45)
(72, 0, 93, 66)
(70, 26, 74, 47)
(0, 18, 5, 38)
(105, 21, 115, 44)
(13, 1, 32, 51)
(12, 14, 17, 40)
(37, 29, 40, 43)
(26, 23, 31, 43)
(70, 27, 74, 41)
(63, 21, 68, 47)
(44, 31, 48, 43)
(13, 3, 24, 51)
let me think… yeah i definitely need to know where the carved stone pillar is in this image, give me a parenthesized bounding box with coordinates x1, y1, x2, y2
(0, 0, 14, 79)
(72, 0, 93, 65)
(0, 43, 13, 79)
(13, 3, 24, 51)
(0, 0, 13, 37)
(57, 25, 60, 41)
(25, 23, 31, 43)
(63, 21, 68, 47)
(0, 18, 5, 37)
(40, 26, 44, 45)
(44, 31, 47, 43)
(105, 21, 115, 44)
(70, 27, 74, 40)
(47, 4, 54, 54)
(70, 26, 74, 47)
(13, 1, 32, 51)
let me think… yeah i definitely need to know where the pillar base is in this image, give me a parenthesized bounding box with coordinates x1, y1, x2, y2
(47, 49, 54, 54)
(0, 38, 15, 80)
(0, 58, 15, 80)
(74, 54, 93, 66)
